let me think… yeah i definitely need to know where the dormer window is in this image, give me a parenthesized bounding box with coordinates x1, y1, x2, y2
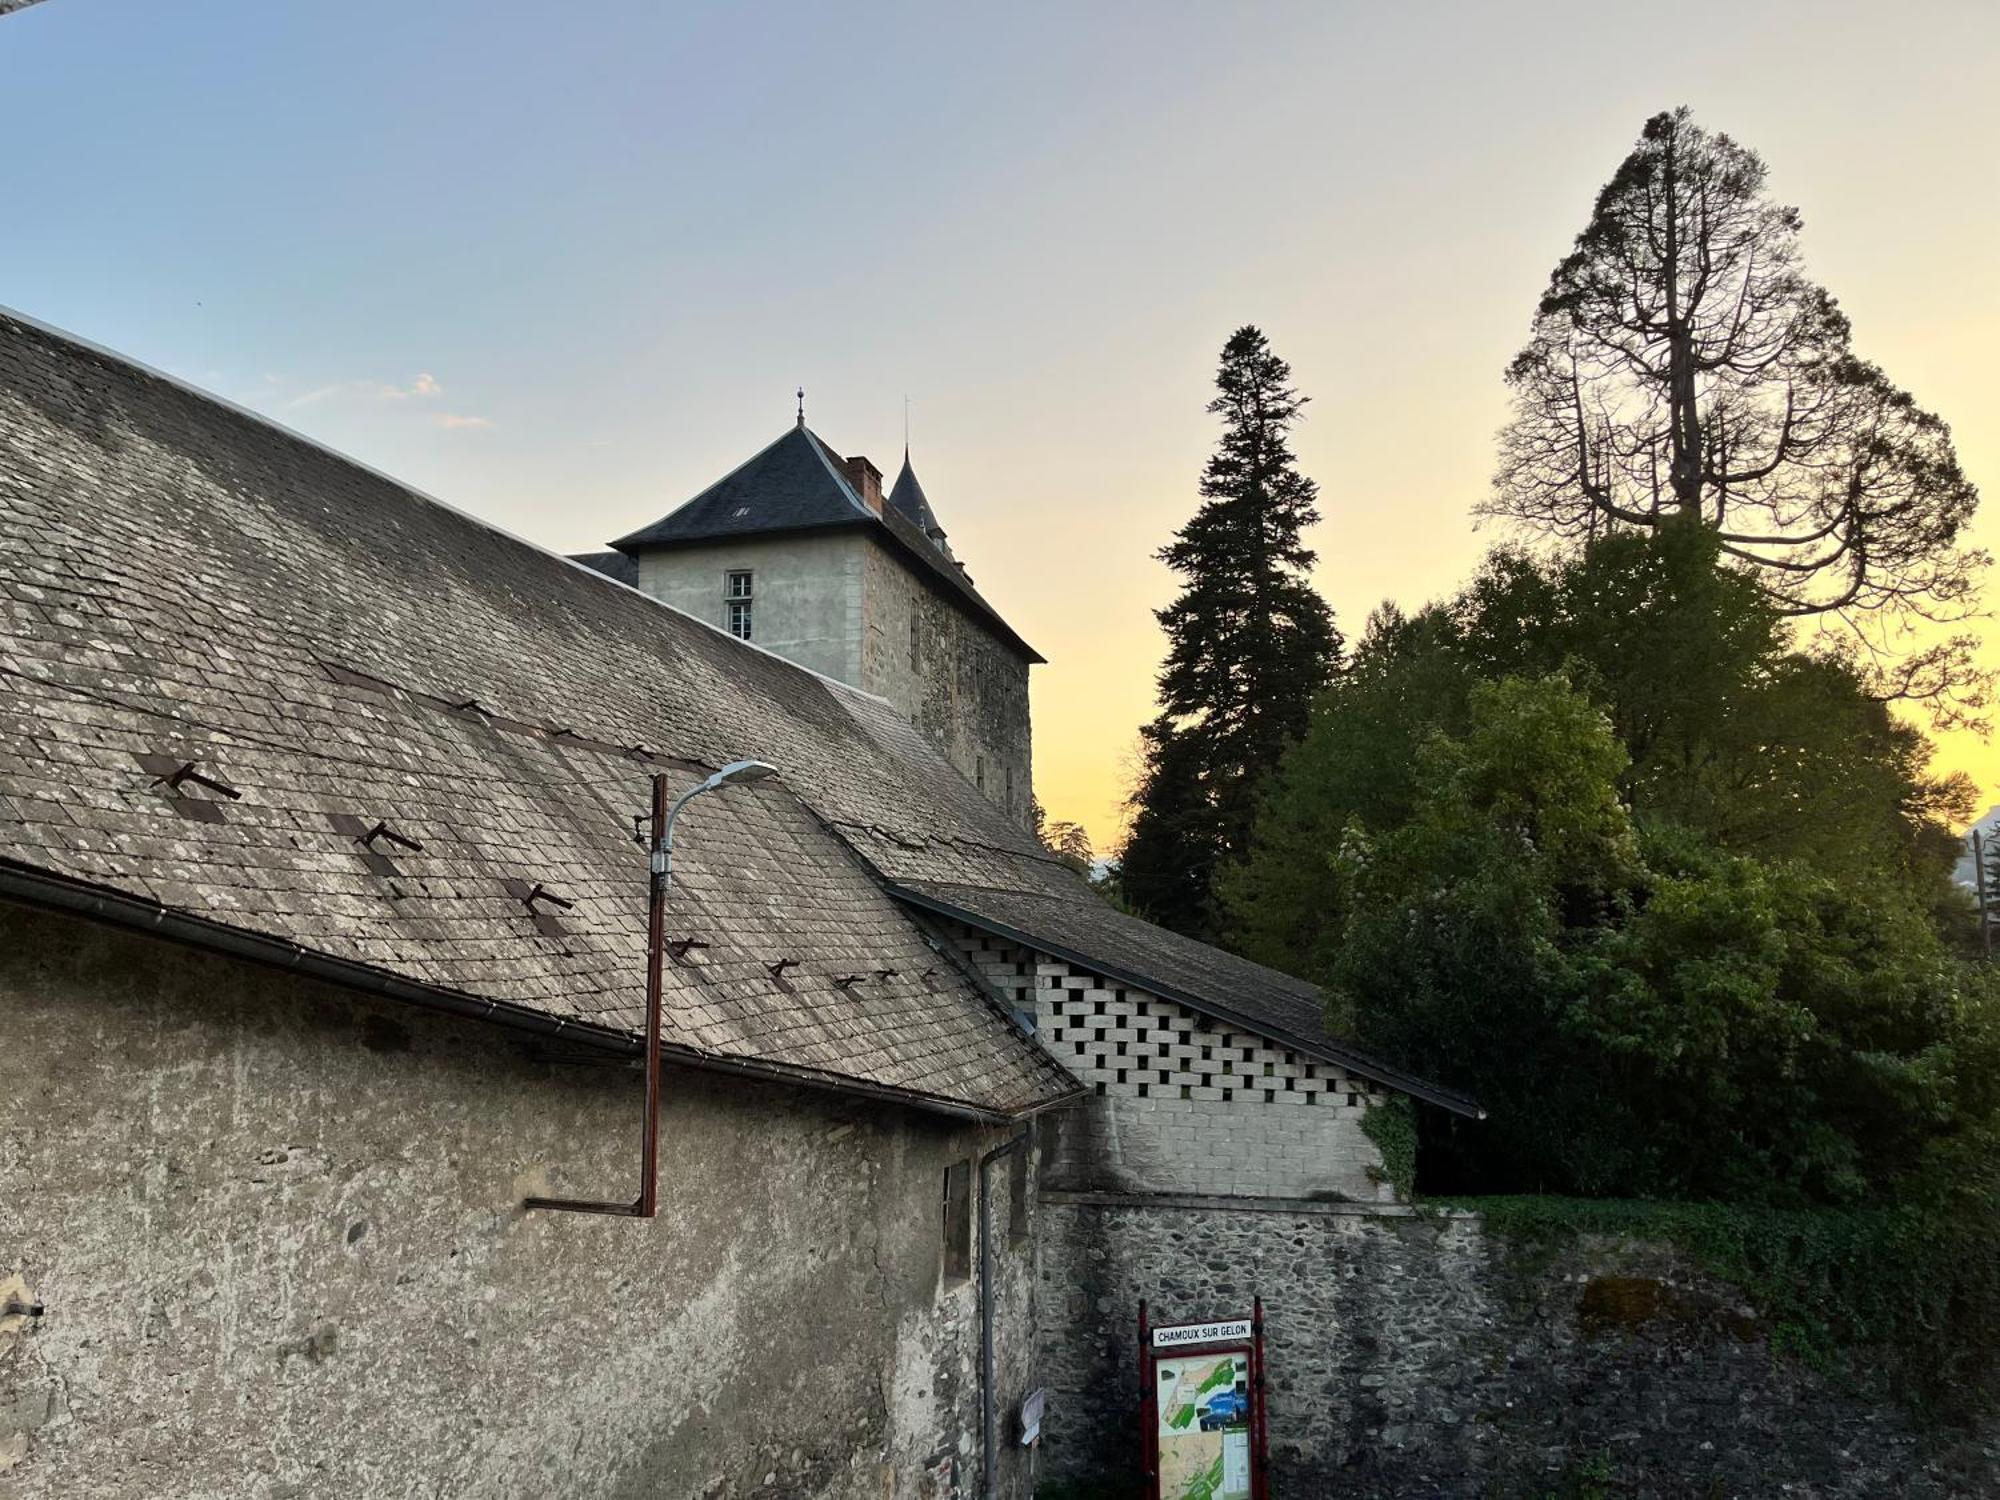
(725, 570, 753, 640)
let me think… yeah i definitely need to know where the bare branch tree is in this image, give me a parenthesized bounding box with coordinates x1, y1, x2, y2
(1486, 108, 1987, 712)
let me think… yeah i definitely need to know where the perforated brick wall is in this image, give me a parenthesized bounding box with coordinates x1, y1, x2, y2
(946, 922, 1394, 1202)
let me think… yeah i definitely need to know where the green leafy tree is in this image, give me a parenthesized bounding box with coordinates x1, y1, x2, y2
(1121, 326, 1340, 938)
(1486, 107, 1985, 717)
(1322, 675, 1993, 1203)
(1220, 522, 1973, 974)
(1218, 602, 1472, 977)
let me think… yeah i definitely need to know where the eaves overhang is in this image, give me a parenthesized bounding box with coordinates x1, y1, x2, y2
(0, 858, 1073, 1127)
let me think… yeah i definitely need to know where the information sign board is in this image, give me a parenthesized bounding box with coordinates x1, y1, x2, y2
(1138, 1299, 1269, 1500)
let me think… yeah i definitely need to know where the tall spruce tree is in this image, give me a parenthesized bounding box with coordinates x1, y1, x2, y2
(1120, 326, 1340, 937)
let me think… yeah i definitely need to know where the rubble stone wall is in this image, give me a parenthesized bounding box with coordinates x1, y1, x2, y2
(1036, 1192, 1997, 1498)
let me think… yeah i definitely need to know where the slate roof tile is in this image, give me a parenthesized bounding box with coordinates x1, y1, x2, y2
(0, 311, 1073, 1121)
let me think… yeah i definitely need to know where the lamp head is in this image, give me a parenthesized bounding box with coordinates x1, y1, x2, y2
(704, 759, 778, 792)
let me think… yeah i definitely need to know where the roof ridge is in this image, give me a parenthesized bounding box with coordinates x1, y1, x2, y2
(0, 306, 905, 713)
(799, 426, 876, 519)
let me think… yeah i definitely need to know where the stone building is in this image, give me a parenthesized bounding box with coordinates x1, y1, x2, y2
(0, 310, 1474, 1497)
(576, 420, 1041, 828)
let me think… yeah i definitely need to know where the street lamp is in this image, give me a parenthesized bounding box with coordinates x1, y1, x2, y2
(526, 758, 778, 1217)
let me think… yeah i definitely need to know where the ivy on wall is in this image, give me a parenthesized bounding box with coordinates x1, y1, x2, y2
(1360, 1094, 1418, 1202)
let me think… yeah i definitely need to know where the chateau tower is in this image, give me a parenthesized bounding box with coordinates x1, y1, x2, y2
(577, 421, 1040, 826)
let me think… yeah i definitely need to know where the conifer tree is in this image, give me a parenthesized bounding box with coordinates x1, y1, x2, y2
(1120, 326, 1340, 937)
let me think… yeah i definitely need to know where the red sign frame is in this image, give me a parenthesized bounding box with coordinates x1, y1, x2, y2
(1138, 1297, 1270, 1500)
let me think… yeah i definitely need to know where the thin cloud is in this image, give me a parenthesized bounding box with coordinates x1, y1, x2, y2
(286, 371, 443, 410)
(431, 413, 492, 431)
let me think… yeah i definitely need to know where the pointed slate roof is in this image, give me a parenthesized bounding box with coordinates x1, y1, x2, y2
(611, 425, 1042, 662)
(887, 450, 942, 536)
(611, 424, 871, 550)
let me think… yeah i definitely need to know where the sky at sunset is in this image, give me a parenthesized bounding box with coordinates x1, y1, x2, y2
(4, 0, 1996, 846)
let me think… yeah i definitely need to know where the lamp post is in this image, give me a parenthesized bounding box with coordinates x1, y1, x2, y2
(526, 759, 777, 1216)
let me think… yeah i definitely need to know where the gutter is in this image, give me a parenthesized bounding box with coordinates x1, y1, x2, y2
(0, 860, 1055, 1126)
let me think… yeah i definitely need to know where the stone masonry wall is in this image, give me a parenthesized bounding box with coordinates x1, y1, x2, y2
(0, 902, 1043, 1500)
(859, 540, 1033, 830)
(947, 926, 1391, 1203)
(631, 534, 1033, 831)
(635, 531, 869, 686)
(1038, 1194, 1999, 1498)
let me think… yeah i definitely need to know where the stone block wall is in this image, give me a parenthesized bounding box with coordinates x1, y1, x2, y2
(631, 533, 1034, 831)
(1037, 1193, 1998, 1498)
(635, 531, 868, 685)
(945, 927, 1391, 1202)
(859, 540, 1033, 829)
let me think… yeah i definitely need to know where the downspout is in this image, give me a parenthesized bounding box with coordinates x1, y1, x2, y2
(978, 1131, 1028, 1500)
(525, 771, 671, 1216)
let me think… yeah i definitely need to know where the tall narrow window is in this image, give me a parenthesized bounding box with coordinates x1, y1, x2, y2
(1006, 1146, 1031, 1248)
(909, 614, 922, 670)
(941, 1160, 972, 1285)
(725, 570, 753, 641)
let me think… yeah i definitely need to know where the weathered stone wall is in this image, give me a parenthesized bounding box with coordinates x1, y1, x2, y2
(947, 926, 1391, 1203)
(0, 902, 1044, 1499)
(1038, 1193, 1999, 1498)
(636, 531, 869, 685)
(859, 541, 1032, 830)
(632, 534, 1033, 830)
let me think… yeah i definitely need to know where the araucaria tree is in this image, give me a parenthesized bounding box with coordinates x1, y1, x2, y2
(1487, 107, 1984, 711)
(1121, 326, 1340, 938)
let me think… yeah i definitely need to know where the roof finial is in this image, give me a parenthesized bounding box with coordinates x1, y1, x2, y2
(796, 387, 805, 428)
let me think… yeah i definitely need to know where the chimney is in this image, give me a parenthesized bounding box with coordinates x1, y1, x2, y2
(842, 456, 884, 514)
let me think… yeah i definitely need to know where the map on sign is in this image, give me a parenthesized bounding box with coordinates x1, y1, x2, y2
(1155, 1351, 1251, 1500)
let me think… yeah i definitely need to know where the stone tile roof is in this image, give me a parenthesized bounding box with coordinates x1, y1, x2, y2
(0, 307, 1473, 1122)
(608, 424, 1043, 663)
(0, 311, 1076, 1121)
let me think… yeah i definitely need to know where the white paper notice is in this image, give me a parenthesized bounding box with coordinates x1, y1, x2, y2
(1222, 1431, 1250, 1493)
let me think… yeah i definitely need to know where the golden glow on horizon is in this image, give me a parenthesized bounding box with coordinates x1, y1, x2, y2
(1007, 228, 2000, 853)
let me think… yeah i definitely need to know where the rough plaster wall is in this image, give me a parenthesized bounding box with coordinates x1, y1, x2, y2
(0, 903, 1042, 1500)
(1038, 1196, 1999, 1498)
(946, 924, 1390, 1203)
(635, 533, 866, 686)
(858, 543, 1032, 830)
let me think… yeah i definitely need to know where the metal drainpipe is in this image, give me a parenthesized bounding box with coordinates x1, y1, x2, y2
(524, 771, 672, 1216)
(978, 1131, 1028, 1500)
